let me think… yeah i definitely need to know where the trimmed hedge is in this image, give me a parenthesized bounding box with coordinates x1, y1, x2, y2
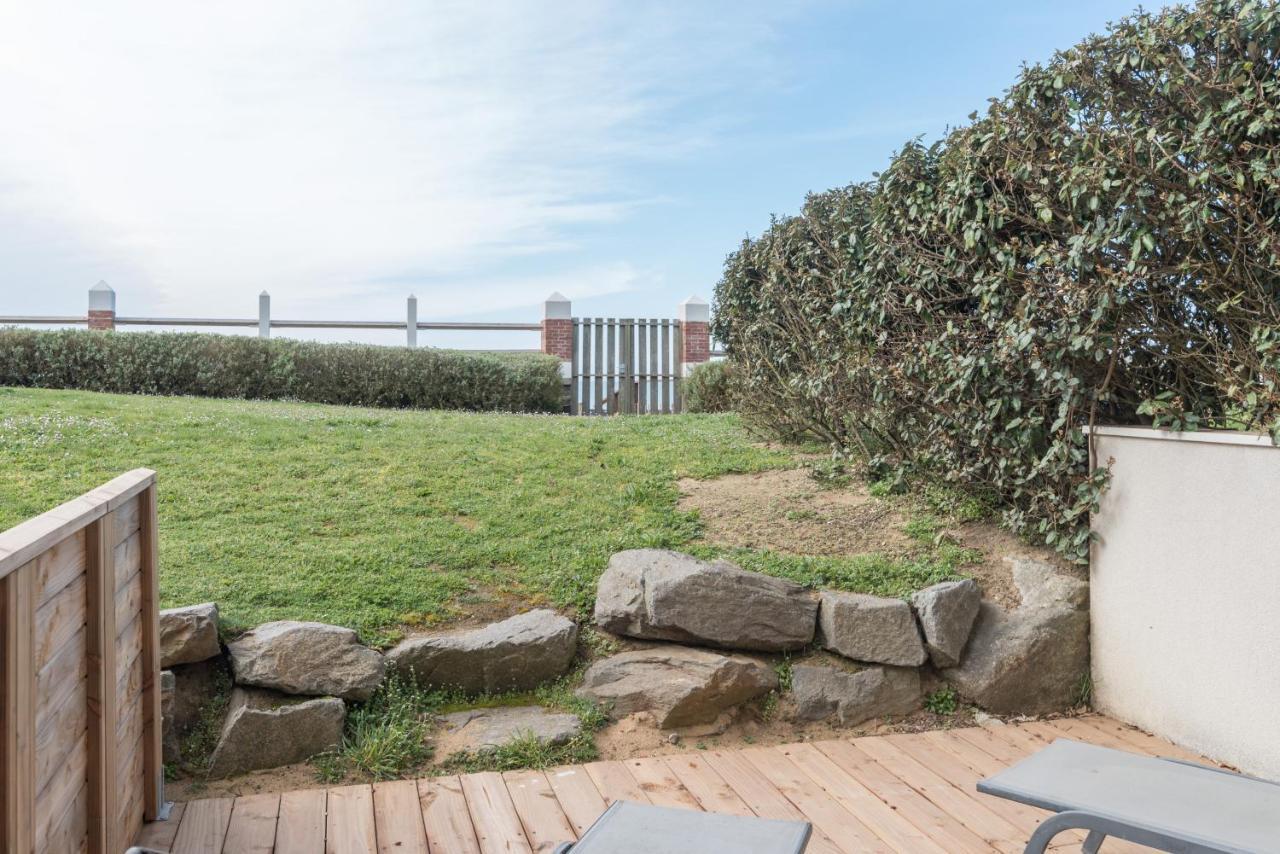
(0, 329, 564, 413)
(714, 0, 1280, 562)
(682, 360, 737, 413)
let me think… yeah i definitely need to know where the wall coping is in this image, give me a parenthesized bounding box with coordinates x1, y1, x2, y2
(1084, 424, 1277, 449)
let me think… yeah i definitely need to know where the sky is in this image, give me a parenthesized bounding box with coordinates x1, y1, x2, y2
(0, 0, 1144, 349)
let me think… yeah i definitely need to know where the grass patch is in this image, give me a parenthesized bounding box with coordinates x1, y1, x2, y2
(0, 388, 979, 641)
(0, 389, 792, 643)
(924, 686, 959, 716)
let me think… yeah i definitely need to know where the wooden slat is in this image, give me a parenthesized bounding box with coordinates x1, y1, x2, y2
(325, 785, 376, 854)
(501, 770, 575, 853)
(671, 321, 683, 413)
(41, 780, 88, 854)
(569, 319, 582, 416)
(660, 320, 671, 413)
(949, 726, 1024, 765)
(702, 750, 842, 854)
(661, 754, 754, 816)
(86, 514, 119, 854)
(35, 680, 87, 794)
(544, 766, 606, 836)
(35, 623, 87, 724)
(740, 745, 892, 854)
(223, 792, 281, 854)
(814, 739, 992, 854)
(138, 485, 164, 821)
(112, 496, 142, 545)
(784, 742, 948, 854)
(605, 318, 616, 414)
(33, 529, 86, 608)
(34, 720, 89, 845)
(648, 318, 659, 413)
(0, 469, 154, 581)
(35, 573, 86, 672)
(171, 797, 234, 853)
(418, 776, 481, 854)
(134, 800, 185, 852)
(853, 735, 1022, 853)
(460, 771, 531, 854)
(636, 321, 647, 415)
(623, 757, 700, 810)
(592, 318, 604, 415)
(274, 788, 327, 854)
(372, 779, 428, 854)
(1071, 715, 1206, 763)
(3, 566, 37, 854)
(112, 529, 142, 595)
(582, 761, 647, 805)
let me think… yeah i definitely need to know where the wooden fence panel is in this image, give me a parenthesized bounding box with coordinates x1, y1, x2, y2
(571, 318, 683, 415)
(0, 469, 163, 854)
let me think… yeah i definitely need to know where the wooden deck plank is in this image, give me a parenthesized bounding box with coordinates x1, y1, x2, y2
(1072, 715, 1210, 763)
(418, 777, 481, 854)
(274, 788, 327, 854)
(853, 735, 1024, 853)
(545, 766, 607, 836)
(372, 779, 428, 854)
(460, 771, 533, 854)
(223, 792, 281, 854)
(702, 749, 844, 854)
(582, 760, 648, 805)
(784, 741, 948, 854)
(814, 739, 994, 854)
(623, 757, 701, 810)
(136, 716, 1220, 854)
(661, 754, 754, 816)
(133, 800, 185, 852)
(325, 785, 376, 854)
(169, 796, 234, 854)
(742, 745, 893, 854)
(501, 770, 575, 853)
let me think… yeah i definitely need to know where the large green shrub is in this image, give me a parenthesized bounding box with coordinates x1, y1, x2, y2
(714, 0, 1280, 561)
(0, 329, 564, 412)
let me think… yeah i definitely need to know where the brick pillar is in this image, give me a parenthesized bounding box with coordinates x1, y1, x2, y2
(541, 292, 573, 360)
(87, 280, 116, 330)
(678, 296, 710, 374)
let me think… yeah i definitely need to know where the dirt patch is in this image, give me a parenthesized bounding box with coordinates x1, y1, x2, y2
(167, 762, 326, 801)
(677, 469, 914, 558)
(594, 705, 982, 761)
(678, 467, 1071, 611)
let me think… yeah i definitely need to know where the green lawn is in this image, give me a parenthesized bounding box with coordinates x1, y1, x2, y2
(0, 388, 965, 644)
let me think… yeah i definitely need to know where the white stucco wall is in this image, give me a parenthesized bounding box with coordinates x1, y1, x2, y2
(1088, 426, 1280, 780)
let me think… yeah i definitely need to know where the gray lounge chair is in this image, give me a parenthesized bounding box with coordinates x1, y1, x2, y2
(977, 737, 1280, 853)
(553, 800, 811, 854)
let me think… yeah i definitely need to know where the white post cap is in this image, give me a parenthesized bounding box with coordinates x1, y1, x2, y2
(678, 295, 709, 324)
(88, 280, 115, 312)
(543, 291, 571, 320)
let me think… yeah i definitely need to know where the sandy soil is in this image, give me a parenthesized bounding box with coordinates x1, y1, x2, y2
(677, 467, 1071, 610)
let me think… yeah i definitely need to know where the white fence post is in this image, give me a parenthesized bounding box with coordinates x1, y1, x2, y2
(258, 291, 270, 339)
(406, 295, 418, 348)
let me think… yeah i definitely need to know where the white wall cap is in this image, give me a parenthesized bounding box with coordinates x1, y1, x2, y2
(544, 291, 571, 320)
(88, 280, 115, 311)
(678, 295, 709, 323)
(1084, 424, 1277, 448)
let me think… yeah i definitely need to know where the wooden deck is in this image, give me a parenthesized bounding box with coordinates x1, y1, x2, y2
(135, 715, 1210, 853)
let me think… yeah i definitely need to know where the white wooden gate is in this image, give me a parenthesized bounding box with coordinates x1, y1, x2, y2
(570, 318, 683, 414)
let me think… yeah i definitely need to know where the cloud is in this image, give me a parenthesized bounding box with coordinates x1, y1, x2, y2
(0, 1, 801, 316)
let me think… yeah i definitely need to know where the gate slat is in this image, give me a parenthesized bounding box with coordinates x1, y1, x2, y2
(648, 318, 660, 414)
(672, 322, 684, 414)
(570, 320, 581, 416)
(593, 318, 604, 415)
(636, 322, 647, 415)
(606, 319, 616, 415)
(660, 320, 671, 414)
